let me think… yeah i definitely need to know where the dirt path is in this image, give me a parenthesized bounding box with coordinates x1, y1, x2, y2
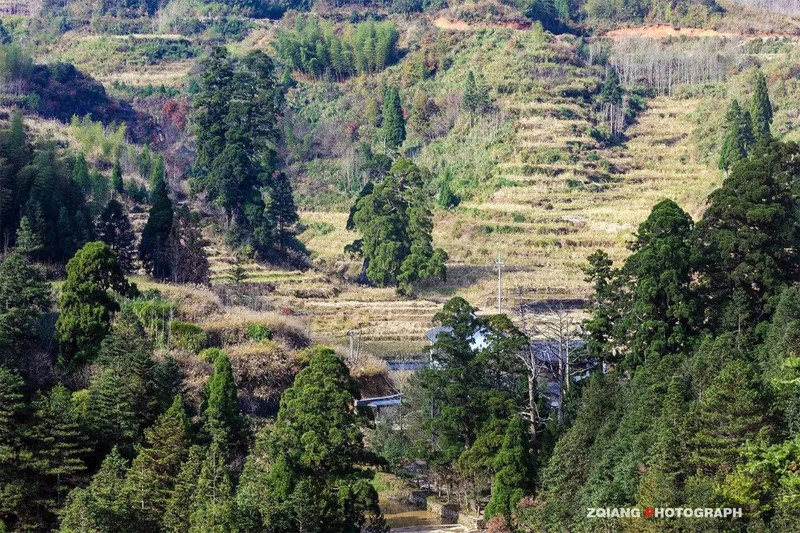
(603, 24, 737, 39)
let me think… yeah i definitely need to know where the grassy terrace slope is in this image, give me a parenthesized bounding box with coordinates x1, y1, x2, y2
(298, 25, 721, 314)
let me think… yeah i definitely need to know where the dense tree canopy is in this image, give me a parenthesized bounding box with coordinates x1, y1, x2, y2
(347, 158, 446, 294)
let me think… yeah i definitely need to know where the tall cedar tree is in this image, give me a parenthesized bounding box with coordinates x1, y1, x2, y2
(189, 444, 236, 533)
(87, 308, 157, 455)
(139, 172, 174, 279)
(203, 351, 244, 453)
(381, 86, 405, 149)
(751, 70, 772, 143)
(347, 158, 447, 294)
(193, 48, 283, 255)
(484, 416, 533, 525)
(235, 346, 387, 533)
(691, 360, 766, 476)
(163, 445, 204, 533)
(694, 142, 800, 330)
(111, 160, 123, 194)
(56, 241, 132, 366)
(165, 207, 211, 285)
(0, 367, 27, 529)
(463, 70, 490, 118)
(59, 446, 129, 533)
(0, 251, 50, 365)
(617, 199, 697, 369)
(126, 396, 190, 531)
(96, 198, 137, 274)
(719, 99, 753, 172)
(31, 384, 89, 519)
(267, 171, 299, 254)
(149, 155, 165, 202)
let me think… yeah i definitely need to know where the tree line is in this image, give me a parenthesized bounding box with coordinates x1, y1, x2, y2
(275, 16, 399, 81)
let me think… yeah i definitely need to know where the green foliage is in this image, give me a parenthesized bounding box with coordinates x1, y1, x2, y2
(56, 241, 132, 367)
(267, 171, 300, 254)
(170, 321, 207, 352)
(0, 251, 50, 365)
(484, 416, 533, 526)
(617, 199, 698, 368)
(96, 199, 137, 274)
(463, 70, 491, 117)
(276, 16, 399, 80)
(751, 70, 773, 143)
(718, 99, 753, 171)
(203, 351, 244, 452)
(126, 396, 190, 531)
(246, 323, 273, 342)
(59, 447, 129, 533)
(192, 47, 289, 256)
(139, 171, 174, 279)
(380, 86, 406, 149)
(347, 159, 447, 294)
(235, 346, 386, 533)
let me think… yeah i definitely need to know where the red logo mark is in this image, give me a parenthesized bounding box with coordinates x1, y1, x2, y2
(644, 507, 655, 519)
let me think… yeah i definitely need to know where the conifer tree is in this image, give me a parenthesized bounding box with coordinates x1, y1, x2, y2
(0, 251, 50, 364)
(163, 445, 204, 533)
(203, 351, 243, 452)
(719, 99, 754, 172)
(751, 71, 772, 143)
(381, 86, 405, 149)
(73, 153, 91, 192)
(32, 384, 89, 512)
(189, 444, 236, 533)
(111, 160, 124, 194)
(14, 216, 43, 258)
(485, 416, 532, 526)
(165, 207, 210, 285)
(463, 70, 489, 118)
(617, 199, 697, 368)
(235, 346, 386, 533)
(56, 241, 132, 366)
(97, 199, 137, 274)
(692, 360, 766, 476)
(126, 396, 190, 531)
(149, 155, 166, 201)
(0, 366, 26, 523)
(59, 446, 129, 533)
(267, 171, 299, 254)
(139, 174, 174, 280)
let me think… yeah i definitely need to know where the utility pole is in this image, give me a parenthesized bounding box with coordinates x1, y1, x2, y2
(495, 253, 504, 314)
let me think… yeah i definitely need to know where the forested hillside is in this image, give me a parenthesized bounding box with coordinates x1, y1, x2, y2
(1, 0, 800, 531)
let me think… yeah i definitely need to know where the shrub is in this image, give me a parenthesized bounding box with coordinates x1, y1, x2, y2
(199, 347, 225, 363)
(126, 294, 177, 346)
(247, 323, 274, 342)
(170, 320, 207, 352)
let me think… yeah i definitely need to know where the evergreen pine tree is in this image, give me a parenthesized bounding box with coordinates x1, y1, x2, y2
(203, 351, 243, 452)
(111, 160, 124, 195)
(692, 360, 766, 476)
(0, 366, 27, 523)
(0, 251, 50, 364)
(73, 153, 91, 192)
(267, 172, 299, 254)
(163, 445, 204, 533)
(139, 175, 174, 280)
(32, 385, 89, 513)
(126, 396, 190, 531)
(189, 444, 236, 533)
(751, 71, 772, 143)
(484, 416, 533, 526)
(59, 446, 129, 533)
(719, 99, 752, 172)
(235, 346, 386, 533)
(97, 199, 137, 274)
(381, 86, 406, 149)
(149, 155, 166, 201)
(14, 216, 43, 258)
